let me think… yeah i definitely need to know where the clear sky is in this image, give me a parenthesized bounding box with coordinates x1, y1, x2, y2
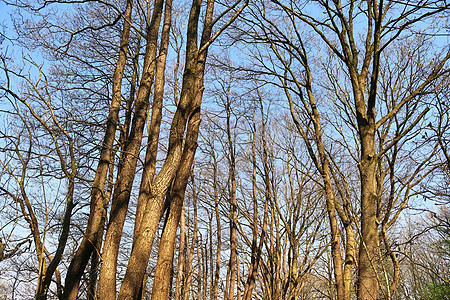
(0, 1, 13, 40)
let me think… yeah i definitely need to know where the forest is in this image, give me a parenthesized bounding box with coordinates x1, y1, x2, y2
(0, 0, 448, 299)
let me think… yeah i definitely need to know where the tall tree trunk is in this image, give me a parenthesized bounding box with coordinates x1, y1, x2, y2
(242, 103, 270, 300)
(116, 0, 210, 297)
(183, 194, 198, 300)
(211, 148, 221, 300)
(208, 213, 214, 300)
(132, 0, 172, 239)
(96, 0, 165, 297)
(236, 250, 241, 300)
(175, 203, 186, 300)
(357, 127, 379, 299)
(150, 107, 201, 299)
(197, 235, 203, 300)
(62, 1, 133, 298)
(226, 93, 238, 300)
(357, 4, 382, 295)
(87, 226, 102, 300)
(115, 0, 173, 297)
(242, 128, 259, 300)
(203, 241, 208, 300)
(343, 223, 356, 300)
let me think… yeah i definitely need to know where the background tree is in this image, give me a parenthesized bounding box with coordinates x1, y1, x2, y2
(230, 0, 449, 298)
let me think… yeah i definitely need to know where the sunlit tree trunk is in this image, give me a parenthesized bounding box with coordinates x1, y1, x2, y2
(183, 194, 198, 300)
(62, 1, 133, 298)
(175, 203, 186, 300)
(96, 0, 165, 297)
(114, 0, 173, 296)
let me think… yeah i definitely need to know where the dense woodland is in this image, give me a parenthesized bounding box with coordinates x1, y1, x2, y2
(0, 0, 449, 299)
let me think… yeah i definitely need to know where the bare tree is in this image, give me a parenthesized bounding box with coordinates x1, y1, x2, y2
(0, 56, 78, 299)
(232, 0, 449, 298)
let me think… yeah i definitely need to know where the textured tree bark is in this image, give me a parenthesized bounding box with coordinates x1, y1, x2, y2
(357, 132, 379, 300)
(357, 115, 379, 299)
(343, 224, 356, 300)
(150, 74, 202, 299)
(114, 1, 172, 298)
(96, 0, 165, 297)
(117, 0, 214, 297)
(133, 0, 173, 241)
(62, 1, 133, 298)
(174, 203, 186, 299)
(356, 3, 382, 294)
(87, 225, 103, 300)
(273, 211, 281, 300)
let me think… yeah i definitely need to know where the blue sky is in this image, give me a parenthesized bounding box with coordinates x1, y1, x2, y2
(0, 1, 13, 40)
